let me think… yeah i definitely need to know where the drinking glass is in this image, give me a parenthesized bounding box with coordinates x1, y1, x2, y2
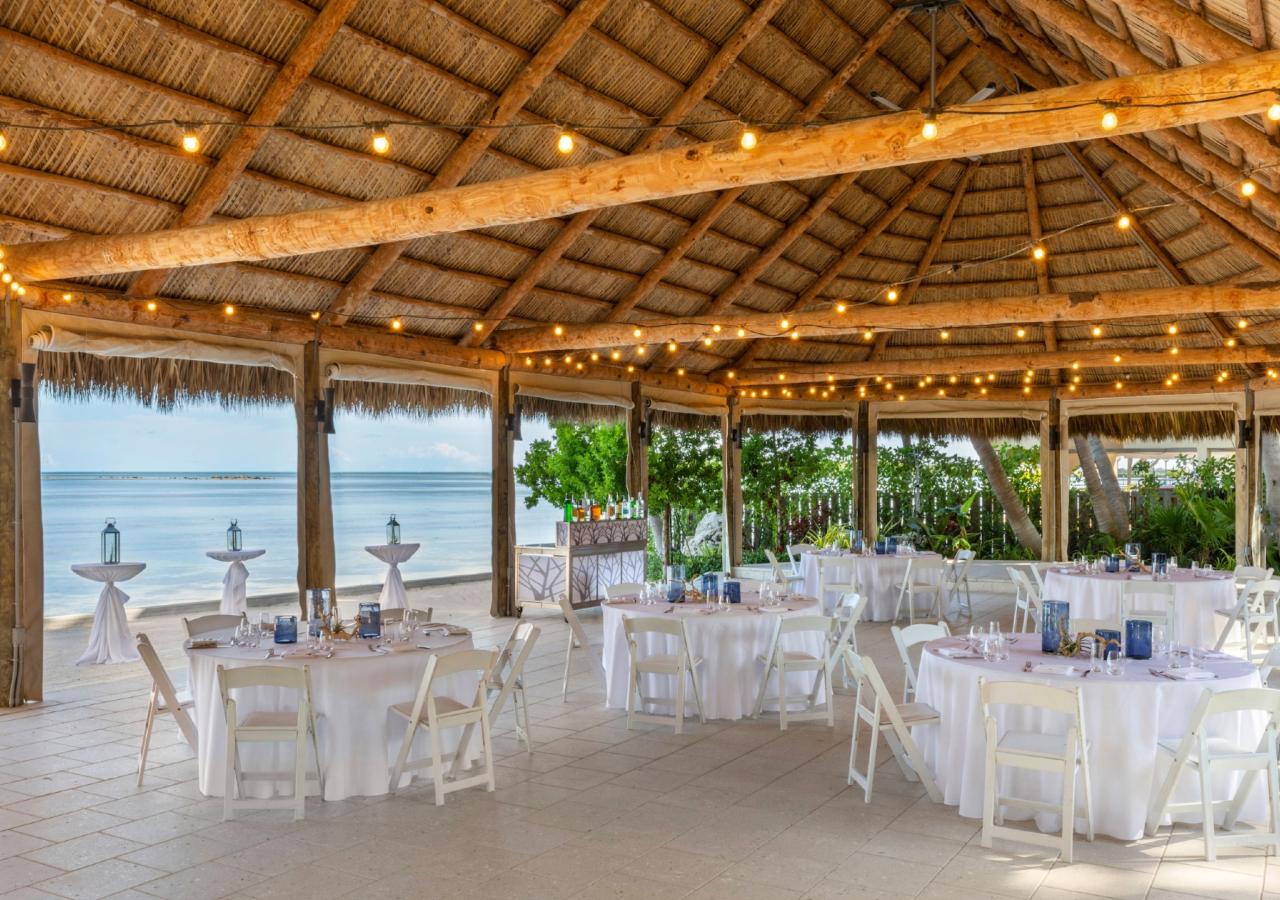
(1105, 653, 1126, 676)
(1153, 624, 1168, 658)
(1168, 557, 1179, 574)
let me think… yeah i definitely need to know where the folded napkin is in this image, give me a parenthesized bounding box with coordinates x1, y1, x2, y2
(186, 639, 219, 650)
(1155, 668, 1216, 680)
(422, 624, 470, 636)
(1033, 663, 1078, 676)
(936, 646, 981, 659)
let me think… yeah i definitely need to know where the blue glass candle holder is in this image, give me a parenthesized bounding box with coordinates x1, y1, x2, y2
(1041, 600, 1069, 654)
(1124, 619, 1153, 659)
(1105, 554, 1121, 574)
(874, 540, 887, 555)
(724, 580, 741, 604)
(701, 572, 719, 601)
(274, 615, 298, 644)
(887, 537, 898, 555)
(358, 602, 382, 639)
(1095, 628, 1122, 659)
(666, 579, 683, 602)
(1153, 553, 1168, 576)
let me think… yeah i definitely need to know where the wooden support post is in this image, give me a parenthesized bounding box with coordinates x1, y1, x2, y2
(1241, 387, 1261, 564)
(1042, 398, 1066, 561)
(491, 367, 516, 617)
(296, 343, 335, 617)
(722, 400, 743, 570)
(860, 404, 878, 539)
(625, 382, 648, 502)
(0, 299, 16, 705)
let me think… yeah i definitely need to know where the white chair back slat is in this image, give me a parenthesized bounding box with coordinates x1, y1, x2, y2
(184, 613, 246, 638)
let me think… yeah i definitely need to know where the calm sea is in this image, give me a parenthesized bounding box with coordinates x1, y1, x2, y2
(42, 472, 560, 616)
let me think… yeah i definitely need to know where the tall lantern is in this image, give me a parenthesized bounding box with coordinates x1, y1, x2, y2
(101, 518, 121, 565)
(227, 518, 243, 552)
(386, 514, 401, 545)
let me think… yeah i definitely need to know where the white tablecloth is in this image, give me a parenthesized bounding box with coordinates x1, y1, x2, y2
(365, 543, 420, 609)
(601, 597, 825, 720)
(205, 549, 266, 615)
(799, 552, 941, 620)
(187, 627, 477, 801)
(73, 562, 146, 665)
(916, 637, 1264, 840)
(1042, 568, 1237, 647)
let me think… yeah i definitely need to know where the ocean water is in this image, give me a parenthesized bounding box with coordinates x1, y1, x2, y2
(42, 472, 560, 616)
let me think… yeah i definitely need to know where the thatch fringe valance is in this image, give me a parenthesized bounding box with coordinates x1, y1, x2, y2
(518, 393, 627, 424)
(331, 380, 490, 420)
(877, 416, 1039, 441)
(37, 350, 293, 411)
(741, 413, 851, 436)
(1069, 410, 1235, 441)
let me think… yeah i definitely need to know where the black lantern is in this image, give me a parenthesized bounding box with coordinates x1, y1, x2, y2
(227, 519, 243, 552)
(101, 518, 120, 565)
(386, 514, 401, 545)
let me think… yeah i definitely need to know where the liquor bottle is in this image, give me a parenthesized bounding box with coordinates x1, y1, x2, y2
(620, 495, 630, 519)
(606, 495, 615, 519)
(590, 497, 601, 521)
(563, 498, 572, 522)
(636, 495, 645, 519)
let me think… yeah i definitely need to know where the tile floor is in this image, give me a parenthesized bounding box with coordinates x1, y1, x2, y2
(3, 581, 1279, 900)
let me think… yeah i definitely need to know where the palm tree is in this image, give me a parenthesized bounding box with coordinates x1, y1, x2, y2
(971, 434, 1041, 556)
(1072, 434, 1118, 538)
(1087, 436, 1130, 538)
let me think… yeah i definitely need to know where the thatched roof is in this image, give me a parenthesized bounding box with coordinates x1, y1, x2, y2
(1070, 410, 1235, 441)
(879, 416, 1039, 441)
(4, 0, 1280, 412)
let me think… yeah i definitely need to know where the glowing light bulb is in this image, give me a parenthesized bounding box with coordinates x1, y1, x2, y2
(1269, 102, 1280, 122)
(1116, 214, 1132, 230)
(667, 342, 678, 353)
(921, 111, 939, 141)
(1100, 108, 1118, 131)
(739, 127, 758, 150)
(863, 330, 873, 340)
(632, 327, 642, 338)
(1015, 327, 1026, 339)
(590, 352, 599, 362)
(1032, 244, 1047, 261)
(611, 350, 621, 360)
(712, 324, 721, 333)
(390, 318, 402, 331)
(145, 301, 157, 312)
(370, 130, 390, 155)
(1238, 318, 1249, 329)
(0, 131, 9, 152)
(886, 287, 899, 302)
(472, 322, 484, 332)
(737, 327, 746, 338)
(835, 303, 846, 313)
(702, 337, 712, 346)
(939, 330, 949, 340)
(525, 356, 533, 366)
(1091, 325, 1103, 338)
(556, 131, 575, 154)
(553, 324, 564, 336)
(310, 311, 322, 320)
(180, 130, 201, 154)
(223, 304, 236, 316)
(1167, 324, 1178, 335)
(789, 330, 799, 340)
(1241, 179, 1258, 198)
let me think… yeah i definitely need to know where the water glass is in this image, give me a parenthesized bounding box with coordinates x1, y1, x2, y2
(1153, 624, 1168, 658)
(1105, 653, 1126, 676)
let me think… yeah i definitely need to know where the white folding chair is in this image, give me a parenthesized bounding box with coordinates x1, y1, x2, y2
(622, 617, 705, 734)
(816, 556, 857, 614)
(890, 621, 951, 703)
(184, 613, 246, 638)
(135, 633, 196, 786)
(389, 648, 497, 806)
(605, 583, 645, 600)
(845, 650, 942, 803)
(485, 622, 540, 752)
(1234, 566, 1273, 600)
(1260, 646, 1280, 687)
(894, 557, 944, 625)
(217, 664, 324, 821)
(558, 593, 603, 701)
(765, 550, 805, 591)
(787, 543, 817, 575)
(1121, 580, 1178, 645)
(753, 615, 835, 729)
(377, 606, 432, 624)
(1007, 567, 1042, 633)
(1145, 687, 1280, 860)
(829, 592, 868, 692)
(980, 678, 1094, 863)
(947, 549, 977, 619)
(1215, 578, 1280, 663)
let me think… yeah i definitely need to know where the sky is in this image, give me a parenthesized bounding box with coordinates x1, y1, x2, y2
(38, 391, 553, 472)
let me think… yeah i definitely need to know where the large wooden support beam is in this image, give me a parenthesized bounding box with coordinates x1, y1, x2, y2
(491, 368, 516, 617)
(325, 0, 610, 325)
(297, 342, 335, 615)
(735, 344, 1280, 385)
(494, 283, 1280, 354)
(0, 302, 16, 704)
(625, 382, 648, 501)
(126, 0, 359, 299)
(9, 52, 1280, 283)
(722, 401, 743, 569)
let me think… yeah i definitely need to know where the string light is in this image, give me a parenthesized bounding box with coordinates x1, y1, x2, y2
(1269, 99, 1280, 122)
(145, 301, 157, 312)
(666, 341, 678, 353)
(1116, 213, 1132, 230)
(789, 330, 800, 341)
(472, 322, 484, 332)
(553, 325, 564, 336)
(727, 370, 736, 379)
(939, 330, 949, 340)
(636, 346, 646, 356)
(389, 318, 402, 331)
(712, 324, 722, 333)
(61, 292, 71, 301)
(1015, 327, 1026, 339)
(0, 130, 9, 152)
(223, 304, 236, 316)
(702, 337, 712, 346)
(921, 109, 939, 141)
(1091, 325, 1103, 338)
(1100, 105, 1118, 131)
(632, 327, 642, 338)
(611, 350, 621, 360)
(835, 303, 847, 313)
(180, 129, 201, 154)
(1241, 179, 1258, 198)
(1226, 338, 1237, 347)
(1238, 318, 1249, 329)
(1031, 244, 1047, 261)
(779, 318, 789, 329)
(863, 330, 873, 340)
(310, 311, 321, 320)
(524, 356, 533, 366)
(739, 126, 759, 150)
(590, 352, 599, 362)
(1167, 324, 1178, 335)
(370, 128, 390, 155)
(556, 130, 575, 154)
(1112, 354, 1122, 363)
(1170, 346, 1179, 355)
(563, 355, 573, 364)
(885, 287, 899, 302)
(737, 327, 746, 338)
(676, 368, 686, 376)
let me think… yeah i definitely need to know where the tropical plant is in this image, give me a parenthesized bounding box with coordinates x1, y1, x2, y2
(803, 522, 851, 550)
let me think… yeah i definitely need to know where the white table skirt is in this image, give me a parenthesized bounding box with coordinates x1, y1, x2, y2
(915, 637, 1264, 841)
(601, 598, 826, 721)
(187, 629, 477, 801)
(799, 552, 941, 620)
(73, 562, 146, 665)
(365, 543, 420, 610)
(206, 549, 266, 615)
(1042, 568, 1237, 647)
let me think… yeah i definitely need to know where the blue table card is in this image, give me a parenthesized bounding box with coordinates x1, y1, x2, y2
(1095, 628, 1122, 659)
(1041, 600, 1069, 654)
(274, 615, 298, 644)
(358, 602, 382, 639)
(724, 580, 741, 604)
(1125, 619, 1153, 659)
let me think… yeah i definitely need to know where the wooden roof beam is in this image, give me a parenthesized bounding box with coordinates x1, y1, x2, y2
(8, 51, 1280, 283)
(491, 284, 1280, 354)
(124, 0, 360, 300)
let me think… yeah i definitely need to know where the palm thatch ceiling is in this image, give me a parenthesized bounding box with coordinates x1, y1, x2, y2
(3, 0, 1280, 402)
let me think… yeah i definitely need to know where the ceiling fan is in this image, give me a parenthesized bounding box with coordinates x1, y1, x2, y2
(868, 83, 998, 161)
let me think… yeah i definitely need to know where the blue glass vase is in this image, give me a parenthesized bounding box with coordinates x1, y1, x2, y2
(1095, 628, 1122, 659)
(274, 615, 298, 644)
(874, 540, 886, 555)
(1105, 554, 1121, 574)
(887, 537, 898, 555)
(1125, 619, 1153, 659)
(1153, 553, 1167, 576)
(1041, 600, 1069, 654)
(701, 572, 719, 601)
(724, 581, 741, 604)
(358, 602, 382, 639)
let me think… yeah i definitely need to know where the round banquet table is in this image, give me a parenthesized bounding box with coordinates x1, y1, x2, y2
(799, 551, 942, 620)
(73, 562, 146, 665)
(205, 549, 266, 615)
(601, 596, 825, 721)
(186, 626, 478, 801)
(365, 543, 420, 609)
(1042, 567, 1237, 648)
(915, 636, 1265, 841)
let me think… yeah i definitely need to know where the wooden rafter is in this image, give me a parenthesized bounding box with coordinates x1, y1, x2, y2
(10, 52, 1276, 285)
(1020, 147, 1060, 363)
(124, 0, 360, 299)
(454, 0, 791, 348)
(322, 0, 609, 326)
